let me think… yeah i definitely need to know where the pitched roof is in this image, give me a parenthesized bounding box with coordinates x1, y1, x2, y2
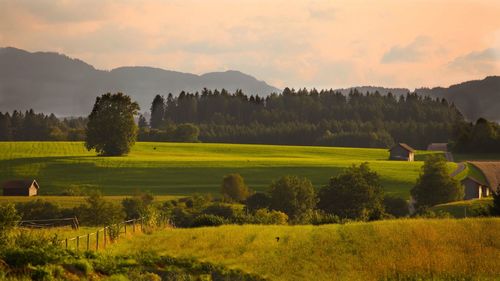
(390, 143, 415, 153)
(469, 162, 500, 192)
(2, 179, 39, 190)
(461, 176, 488, 187)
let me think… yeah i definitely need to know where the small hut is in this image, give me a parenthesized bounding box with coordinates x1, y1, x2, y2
(461, 176, 489, 200)
(2, 179, 39, 196)
(389, 143, 415, 161)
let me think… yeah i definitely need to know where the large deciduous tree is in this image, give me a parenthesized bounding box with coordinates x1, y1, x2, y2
(410, 155, 463, 207)
(85, 93, 139, 156)
(221, 173, 250, 202)
(318, 163, 385, 220)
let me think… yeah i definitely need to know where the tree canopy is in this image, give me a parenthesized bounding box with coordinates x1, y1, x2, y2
(318, 163, 385, 220)
(85, 93, 140, 156)
(410, 155, 463, 208)
(268, 175, 317, 222)
(221, 173, 250, 202)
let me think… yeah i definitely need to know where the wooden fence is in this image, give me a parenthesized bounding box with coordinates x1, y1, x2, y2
(60, 217, 147, 251)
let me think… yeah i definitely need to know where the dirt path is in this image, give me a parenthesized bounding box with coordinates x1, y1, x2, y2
(450, 162, 466, 177)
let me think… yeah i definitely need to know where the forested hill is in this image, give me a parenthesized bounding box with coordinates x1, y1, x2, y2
(0, 47, 279, 116)
(143, 88, 463, 149)
(415, 76, 500, 122)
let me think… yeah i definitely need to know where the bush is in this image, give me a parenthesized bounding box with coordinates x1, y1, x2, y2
(122, 192, 154, 220)
(269, 175, 317, 223)
(202, 204, 236, 220)
(15, 200, 62, 221)
(383, 196, 409, 217)
(75, 193, 125, 226)
(252, 209, 288, 225)
(0, 203, 20, 244)
(308, 211, 341, 225)
(221, 173, 250, 202)
(191, 214, 226, 227)
(245, 193, 271, 213)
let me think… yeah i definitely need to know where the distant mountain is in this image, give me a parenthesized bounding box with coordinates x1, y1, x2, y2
(0, 47, 279, 116)
(1, 47, 499, 121)
(415, 76, 500, 122)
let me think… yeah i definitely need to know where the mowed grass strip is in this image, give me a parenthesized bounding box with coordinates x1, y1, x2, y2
(109, 218, 500, 281)
(0, 142, 453, 197)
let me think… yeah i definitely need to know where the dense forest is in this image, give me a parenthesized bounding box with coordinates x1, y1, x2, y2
(0, 110, 86, 141)
(451, 118, 500, 153)
(144, 88, 464, 149)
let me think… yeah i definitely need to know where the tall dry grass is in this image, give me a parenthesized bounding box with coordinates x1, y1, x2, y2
(110, 218, 500, 281)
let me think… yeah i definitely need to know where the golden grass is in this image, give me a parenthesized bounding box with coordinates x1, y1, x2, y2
(108, 218, 500, 281)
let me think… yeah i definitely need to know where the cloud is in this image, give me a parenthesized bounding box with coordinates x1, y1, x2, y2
(11, 0, 111, 23)
(381, 36, 431, 64)
(308, 5, 336, 21)
(448, 48, 500, 74)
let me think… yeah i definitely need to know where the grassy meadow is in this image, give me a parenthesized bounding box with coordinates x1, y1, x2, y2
(0, 142, 452, 198)
(109, 218, 500, 281)
(432, 198, 494, 218)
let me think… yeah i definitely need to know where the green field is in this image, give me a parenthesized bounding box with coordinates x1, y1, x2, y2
(0, 195, 182, 208)
(109, 218, 500, 281)
(432, 198, 493, 218)
(0, 142, 453, 198)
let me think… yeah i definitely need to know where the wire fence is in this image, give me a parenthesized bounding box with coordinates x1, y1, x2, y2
(60, 217, 151, 252)
(19, 217, 80, 229)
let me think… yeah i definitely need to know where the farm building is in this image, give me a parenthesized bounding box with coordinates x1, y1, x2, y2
(461, 176, 490, 200)
(389, 143, 415, 161)
(2, 179, 39, 196)
(468, 162, 500, 194)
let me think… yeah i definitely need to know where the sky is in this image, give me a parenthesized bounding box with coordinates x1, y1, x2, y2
(0, 0, 499, 90)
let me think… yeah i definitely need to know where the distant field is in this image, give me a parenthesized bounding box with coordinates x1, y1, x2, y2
(0, 142, 452, 198)
(109, 218, 500, 281)
(0, 195, 182, 208)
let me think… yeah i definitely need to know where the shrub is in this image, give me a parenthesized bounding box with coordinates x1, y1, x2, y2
(383, 196, 409, 217)
(29, 265, 53, 281)
(269, 175, 317, 223)
(491, 191, 500, 216)
(191, 214, 226, 227)
(70, 260, 93, 276)
(122, 192, 154, 220)
(202, 204, 236, 219)
(15, 199, 62, 221)
(75, 193, 125, 226)
(0, 203, 20, 244)
(221, 173, 251, 202)
(252, 209, 288, 225)
(245, 192, 271, 213)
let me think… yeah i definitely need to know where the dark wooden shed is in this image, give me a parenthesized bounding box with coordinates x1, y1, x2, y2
(461, 176, 489, 200)
(389, 143, 415, 161)
(2, 180, 39, 196)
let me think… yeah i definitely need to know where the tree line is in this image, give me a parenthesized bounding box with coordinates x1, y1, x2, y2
(144, 88, 463, 149)
(451, 118, 500, 153)
(0, 110, 86, 141)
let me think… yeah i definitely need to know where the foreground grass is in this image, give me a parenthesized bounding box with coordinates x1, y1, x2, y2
(109, 218, 500, 281)
(0, 142, 452, 198)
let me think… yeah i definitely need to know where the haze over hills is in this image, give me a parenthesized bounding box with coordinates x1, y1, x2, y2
(0, 47, 279, 116)
(0, 47, 499, 121)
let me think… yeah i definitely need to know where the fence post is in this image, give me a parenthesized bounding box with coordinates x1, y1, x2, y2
(103, 227, 107, 248)
(96, 231, 99, 251)
(124, 222, 127, 234)
(87, 234, 90, 251)
(140, 217, 144, 232)
(133, 220, 136, 233)
(76, 236, 80, 251)
(65, 238, 68, 249)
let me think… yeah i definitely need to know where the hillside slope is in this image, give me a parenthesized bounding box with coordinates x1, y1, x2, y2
(110, 219, 500, 281)
(0, 47, 279, 116)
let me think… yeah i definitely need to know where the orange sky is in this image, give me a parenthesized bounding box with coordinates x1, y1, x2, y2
(1, 0, 499, 89)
